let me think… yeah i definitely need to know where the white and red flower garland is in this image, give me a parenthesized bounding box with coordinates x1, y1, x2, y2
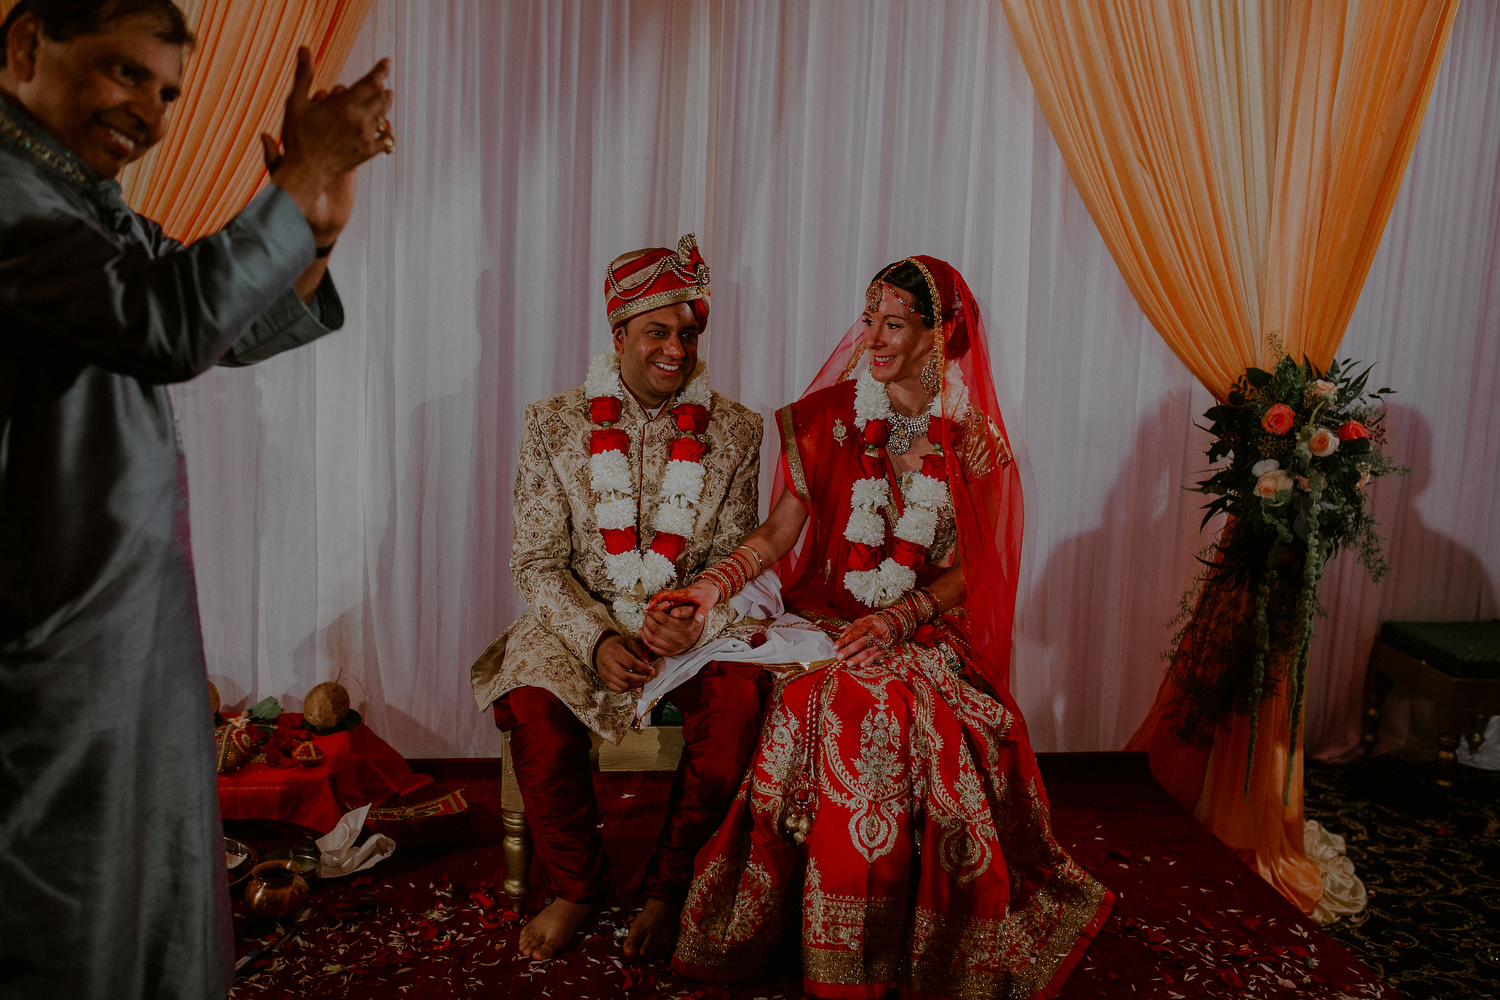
(844, 362, 967, 607)
(584, 349, 711, 634)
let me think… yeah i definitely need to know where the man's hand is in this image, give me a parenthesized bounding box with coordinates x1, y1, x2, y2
(647, 578, 721, 625)
(638, 602, 704, 658)
(595, 634, 656, 694)
(269, 47, 391, 227)
(261, 98, 358, 248)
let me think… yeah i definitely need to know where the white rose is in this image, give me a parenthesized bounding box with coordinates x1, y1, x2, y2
(1251, 458, 1280, 477)
(1308, 427, 1339, 458)
(1253, 469, 1293, 499)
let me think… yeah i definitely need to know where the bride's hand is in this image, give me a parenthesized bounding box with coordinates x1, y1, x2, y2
(647, 578, 721, 624)
(835, 613, 895, 666)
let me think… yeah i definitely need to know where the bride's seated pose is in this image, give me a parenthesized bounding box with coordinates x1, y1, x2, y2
(653, 257, 1112, 999)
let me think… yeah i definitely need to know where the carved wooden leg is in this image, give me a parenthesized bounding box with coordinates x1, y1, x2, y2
(1468, 714, 1490, 758)
(1436, 733, 1459, 788)
(1361, 671, 1392, 758)
(501, 809, 531, 913)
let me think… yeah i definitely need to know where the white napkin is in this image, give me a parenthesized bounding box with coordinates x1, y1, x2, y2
(316, 804, 396, 878)
(634, 572, 838, 723)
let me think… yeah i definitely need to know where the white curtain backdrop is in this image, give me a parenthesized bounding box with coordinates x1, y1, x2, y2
(169, 0, 1499, 761)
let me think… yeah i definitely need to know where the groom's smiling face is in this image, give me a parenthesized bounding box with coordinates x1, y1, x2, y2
(613, 303, 701, 408)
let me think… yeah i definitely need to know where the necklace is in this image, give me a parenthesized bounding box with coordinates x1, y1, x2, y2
(885, 411, 930, 456)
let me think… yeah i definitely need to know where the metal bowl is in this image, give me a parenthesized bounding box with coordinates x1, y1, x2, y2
(263, 843, 320, 878)
(224, 837, 258, 887)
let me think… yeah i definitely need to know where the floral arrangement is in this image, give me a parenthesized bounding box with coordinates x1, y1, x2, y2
(584, 349, 711, 635)
(1168, 353, 1403, 796)
(844, 362, 966, 607)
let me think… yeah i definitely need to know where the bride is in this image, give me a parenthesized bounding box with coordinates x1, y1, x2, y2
(651, 257, 1113, 999)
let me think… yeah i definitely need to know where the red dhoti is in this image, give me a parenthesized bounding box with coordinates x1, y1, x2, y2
(494, 662, 768, 905)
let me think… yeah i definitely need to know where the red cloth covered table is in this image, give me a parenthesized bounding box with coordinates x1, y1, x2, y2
(216, 713, 432, 833)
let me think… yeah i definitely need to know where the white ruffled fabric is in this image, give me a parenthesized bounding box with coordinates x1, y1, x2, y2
(1304, 820, 1368, 926)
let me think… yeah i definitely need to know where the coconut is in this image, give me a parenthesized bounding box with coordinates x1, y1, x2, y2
(208, 681, 221, 717)
(304, 682, 350, 730)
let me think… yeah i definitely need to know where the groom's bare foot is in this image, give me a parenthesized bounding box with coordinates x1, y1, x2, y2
(517, 898, 592, 961)
(622, 897, 681, 961)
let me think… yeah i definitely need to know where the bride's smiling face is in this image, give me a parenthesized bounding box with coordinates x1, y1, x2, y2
(861, 284, 934, 385)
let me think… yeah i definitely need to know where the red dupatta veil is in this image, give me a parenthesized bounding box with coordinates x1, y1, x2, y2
(772, 257, 1024, 692)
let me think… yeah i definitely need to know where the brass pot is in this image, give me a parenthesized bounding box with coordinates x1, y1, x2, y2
(244, 860, 309, 918)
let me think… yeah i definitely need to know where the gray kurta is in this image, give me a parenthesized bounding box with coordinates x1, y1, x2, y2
(0, 97, 342, 999)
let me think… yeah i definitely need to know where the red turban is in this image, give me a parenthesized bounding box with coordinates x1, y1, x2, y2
(604, 233, 711, 331)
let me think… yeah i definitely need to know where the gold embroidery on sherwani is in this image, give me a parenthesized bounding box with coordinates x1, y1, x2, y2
(468, 384, 762, 742)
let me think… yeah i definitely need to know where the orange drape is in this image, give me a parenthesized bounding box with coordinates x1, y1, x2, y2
(1000, 0, 1458, 399)
(998, 0, 1458, 914)
(0, 0, 374, 242)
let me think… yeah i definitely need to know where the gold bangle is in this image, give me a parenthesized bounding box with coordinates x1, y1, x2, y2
(730, 548, 759, 581)
(735, 544, 764, 575)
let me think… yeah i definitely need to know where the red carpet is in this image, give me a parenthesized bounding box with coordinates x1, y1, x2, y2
(226, 752, 1399, 999)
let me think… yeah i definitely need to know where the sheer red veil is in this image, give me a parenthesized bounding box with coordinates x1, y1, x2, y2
(772, 257, 1024, 692)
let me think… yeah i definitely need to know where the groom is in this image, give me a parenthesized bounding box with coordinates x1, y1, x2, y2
(470, 235, 766, 961)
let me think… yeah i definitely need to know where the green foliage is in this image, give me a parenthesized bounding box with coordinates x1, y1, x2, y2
(1167, 351, 1405, 800)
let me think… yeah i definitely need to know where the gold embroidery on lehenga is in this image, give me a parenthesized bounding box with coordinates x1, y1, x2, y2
(677, 856, 785, 970)
(674, 618, 1112, 1000)
(814, 671, 908, 864)
(802, 860, 906, 986)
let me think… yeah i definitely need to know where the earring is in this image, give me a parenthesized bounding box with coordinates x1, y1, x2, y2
(919, 350, 941, 396)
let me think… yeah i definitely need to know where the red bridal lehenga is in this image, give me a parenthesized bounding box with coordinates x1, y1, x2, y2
(672, 258, 1112, 1000)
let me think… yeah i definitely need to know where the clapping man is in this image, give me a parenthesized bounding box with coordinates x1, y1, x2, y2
(0, 1, 392, 996)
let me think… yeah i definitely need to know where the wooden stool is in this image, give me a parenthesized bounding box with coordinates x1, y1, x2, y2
(499, 725, 686, 913)
(1362, 619, 1500, 786)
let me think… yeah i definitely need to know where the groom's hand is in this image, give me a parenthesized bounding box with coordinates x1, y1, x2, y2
(595, 634, 656, 693)
(639, 603, 703, 658)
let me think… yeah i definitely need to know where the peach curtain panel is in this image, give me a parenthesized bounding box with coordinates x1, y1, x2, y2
(999, 0, 1459, 400)
(998, 0, 1459, 917)
(111, 0, 374, 241)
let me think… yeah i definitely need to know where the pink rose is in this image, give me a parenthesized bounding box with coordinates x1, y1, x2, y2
(1309, 379, 1337, 396)
(1308, 427, 1339, 458)
(1253, 469, 1292, 500)
(1261, 404, 1295, 435)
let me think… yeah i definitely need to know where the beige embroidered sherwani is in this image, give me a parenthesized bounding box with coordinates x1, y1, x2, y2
(470, 375, 762, 742)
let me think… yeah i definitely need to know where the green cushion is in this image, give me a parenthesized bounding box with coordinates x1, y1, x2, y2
(1380, 620, 1500, 680)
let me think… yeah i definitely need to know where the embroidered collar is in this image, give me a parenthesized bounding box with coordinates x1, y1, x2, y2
(0, 93, 138, 235)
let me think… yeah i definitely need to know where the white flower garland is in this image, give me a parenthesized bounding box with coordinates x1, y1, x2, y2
(584, 349, 711, 634)
(843, 362, 966, 607)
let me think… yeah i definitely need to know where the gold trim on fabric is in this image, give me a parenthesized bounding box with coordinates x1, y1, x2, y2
(777, 405, 809, 503)
(905, 257, 946, 401)
(0, 103, 92, 187)
(607, 285, 709, 327)
(957, 412, 1012, 480)
(837, 341, 868, 383)
(802, 945, 903, 990)
(906, 873, 1109, 999)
